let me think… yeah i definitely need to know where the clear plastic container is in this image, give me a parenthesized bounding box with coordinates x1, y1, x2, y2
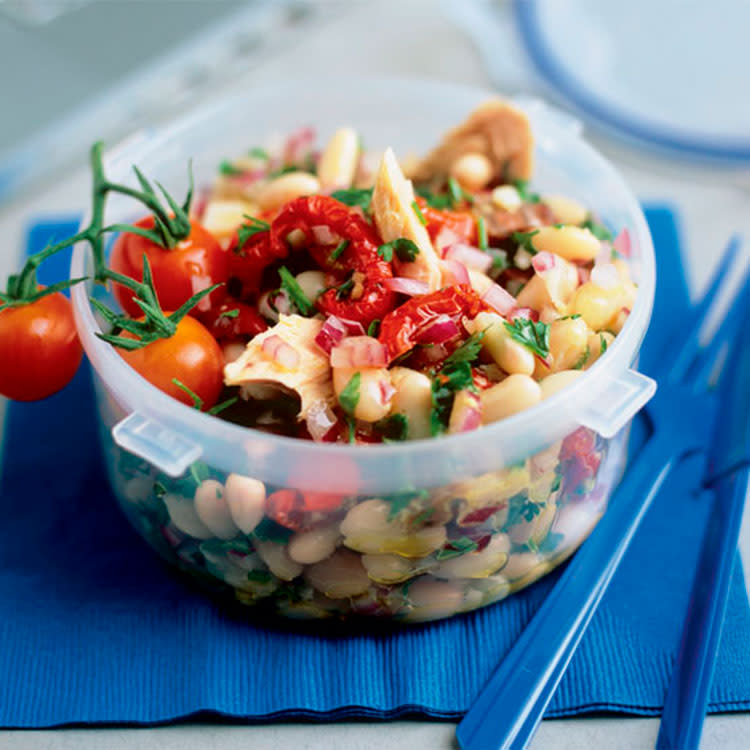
(70, 78, 655, 622)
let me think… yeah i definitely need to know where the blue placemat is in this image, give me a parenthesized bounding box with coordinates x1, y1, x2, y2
(2, 206, 750, 727)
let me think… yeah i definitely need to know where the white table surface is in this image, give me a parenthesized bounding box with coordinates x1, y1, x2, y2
(1, 2, 750, 747)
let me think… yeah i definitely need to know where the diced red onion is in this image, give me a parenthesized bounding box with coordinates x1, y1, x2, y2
(509, 307, 539, 322)
(379, 380, 396, 406)
(482, 282, 517, 316)
(229, 168, 267, 185)
(439, 259, 471, 287)
(283, 126, 316, 166)
(315, 315, 348, 354)
(311, 225, 340, 245)
(577, 266, 591, 285)
(613, 228, 632, 257)
(444, 243, 493, 273)
(330, 336, 387, 368)
(449, 390, 482, 434)
(434, 227, 463, 252)
(338, 318, 366, 335)
(417, 315, 461, 345)
(262, 335, 300, 369)
(305, 400, 339, 442)
(384, 277, 430, 296)
(591, 262, 621, 289)
(532, 251, 557, 273)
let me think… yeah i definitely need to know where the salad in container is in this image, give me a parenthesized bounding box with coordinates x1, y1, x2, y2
(0, 80, 655, 622)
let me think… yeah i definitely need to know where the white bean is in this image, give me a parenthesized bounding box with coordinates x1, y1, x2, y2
(571, 282, 623, 331)
(225, 473, 266, 534)
(515, 275, 552, 312)
(253, 539, 303, 581)
(468, 312, 535, 376)
(305, 549, 371, 598)
(480, 374, 542, 424)
(402, 579, 465, 622)
(333, 367, 393, 422)
(362, 554, 416, 584)
(508, 502, 557, 546)
(491, 185, 522, 212)
(194, 479, 239, 540)
(540, 370, 583, 399)
(163, 493, 213, 539)
(317, 127, 360, 190)
(201, 199, 257, 239)
(542, 195, 588, 225)
(433, 533, 510, 579)
(294, 270, 326, 302)
(288, 522, 340, 565)
(468, 269, 494, 296)
(502, 551, 549, 582)
(388, 367, 433, 439)
(450, 152, 493, 191)
(256, 172, 320, 211)
(531, 225, 600, 262)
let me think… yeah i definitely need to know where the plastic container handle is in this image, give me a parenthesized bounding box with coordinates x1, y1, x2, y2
(112, 412, 203, 477)
(578, 368, 656, 438)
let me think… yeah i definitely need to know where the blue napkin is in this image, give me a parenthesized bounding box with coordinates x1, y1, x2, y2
(2, 207, 750, 727)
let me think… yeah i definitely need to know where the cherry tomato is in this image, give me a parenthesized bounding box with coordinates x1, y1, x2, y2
(416, 198, 477, 247)
(118, 315, 224, 410)
(0, 292, 83, 401)
(199, 299, 267, 342)
(110, 215, 229, 318)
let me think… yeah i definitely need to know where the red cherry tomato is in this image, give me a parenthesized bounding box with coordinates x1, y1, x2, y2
(0, 291, 83, 401)
(110, 215, 229, 318)
(118, 315, 224, 410)
(416, 197, 477, 247)
(198, 299, 267, 342)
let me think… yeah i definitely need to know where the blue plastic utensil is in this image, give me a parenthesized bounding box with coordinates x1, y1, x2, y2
(456, 238, 747, 750)
(656, 270, 750, 750)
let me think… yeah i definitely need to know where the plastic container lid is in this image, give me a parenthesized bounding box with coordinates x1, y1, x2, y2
(514, 0, 750, 165)
(70, 77, 655, 494)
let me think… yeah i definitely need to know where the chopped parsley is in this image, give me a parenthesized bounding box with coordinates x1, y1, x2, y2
(573, 344, 591, 370)
(248, 147, 269, 160)
(416, 186, 452, 210)
(436, 536, 478, 560)
(448, 177, 474, 206)
(513, 178, 540, 204)
(582, 216, 613, 242)
(505, 492, 543, 527)
(411, 200, 427, 226)
(430, 359, 476, 436)
(503, 318, 550, 359)
(600, 333, 608, 354)
(334, 272, 355, 300)
(477, 216, 489, 251)
(330, 239, 349, 262)
(375, 413, 409, 442)
(208, 396, 239, 416)
(559, 314, 581, 321)
(386, 489, 429, 520)
(339, 372, 361, 415)
(278, 266, 314, 315)
(172, 378, 203, 410)
(512, 229, 539, 255)
(246, 569, 273, 584)
(489, 249, 509, 272)
(377, 238, 420, 263)
(189, 461, 211, 487)
(219, 159, 242, 176)
(444, 330, 486, 367)
(237, 215, 270, 249)
(253, 518, 293, 544)
(268, 164, 299, 178)
(367, 318, 381, 337)
(219, 308, 239, 319)
(331, 187, 373, 212)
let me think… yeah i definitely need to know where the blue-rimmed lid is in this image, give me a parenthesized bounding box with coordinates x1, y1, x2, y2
(514, 0, 750, 166)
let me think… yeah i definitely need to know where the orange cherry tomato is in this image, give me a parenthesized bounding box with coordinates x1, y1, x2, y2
(118, 315, 224, 410)
(0, 291, 83, 401)
(416, 197, 478, 247)
(110, 215, 229, 318)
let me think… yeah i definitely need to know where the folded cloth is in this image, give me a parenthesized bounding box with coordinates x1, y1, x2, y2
(1, 206, 749, 727)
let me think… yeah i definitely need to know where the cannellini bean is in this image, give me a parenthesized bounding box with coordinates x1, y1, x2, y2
(450, 152, 493, 191)
(224, 473, 266, 534)
(542, 317, 591, 374)
(333, 367, 393, 422)
(502, 551, 548, 582)
(571, 281, 623, 331)
(294, 270, 326, 301)
(163, 493, 213, 539)
(540, 369, 583, 399)
(586, 331, 615, 368)
(388, 367, 433, 439)
(123, 476, 152, 504)
(362, 553, 417, 584)
(194, 479, 239, 540)
(491, 184, 522, 212)
(305, 549, 371, 598)
(317, 127, 360, 190)
(470, 574, 511, 607)
(552, 503, 600, 547)
(288, 522, 341, 564)
(480, 374, 542, 424)
(542, 195, 588, 225)
(515, 274, 552, 312)
(433, 533, 511, 579)
(253, 539, 303, 581)
(256, 172, 320, 211)
(610, 308, 630, 334)
(468, 312, 535, 376)
(468, 268, 494, 296)
(531, 225, 600, 262)
(612, 258, 633, 282)
(402, 579, 465, 622)
(201, 199, 258, 239)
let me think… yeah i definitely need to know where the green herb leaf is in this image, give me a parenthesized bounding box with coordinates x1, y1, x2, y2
(367, 319, 381, 337)
(252, 518, 293, 544)
(447, 176, 474, 206)
(600, 333, 608, 354)
(330, 239, 349, 262)
(219, 159, 242, 176)
(513, 178, 540, 204)
(386, 489, 429, 520)
(208, 396, 239, 416)
(268, 164, 298, 178)
(153, 481, 167, 497)
(573, 343, 591, 370)
(219, 308, 240, 319)
(375, 413, 409, 442)
(246, 569, 273, 584)
(436, 536, 478, 560)
(443, 330, 486, 367)
(172, 378, 204, 410)
(237, 215, 270, 249)
(415, 186, 452, 210)
(477, 216, 488, 251)
(377, 238, 420, 263)
(503, 318, 550, 359)
(411, 200, 427, 226)
(278, 266, 314, 315)
(512, 229, 539, 255)
(581, 217, 613, 242)
(334, 273, 355, 300)
(559, 314, 582, 321)
(189, 461, 211, 488)
(489, 249, 508, 272)
(331, 187, 373, 212)
(339, 372, 361, 416)
(430, 359, 475, 436)
(248, 147, 269, 160)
